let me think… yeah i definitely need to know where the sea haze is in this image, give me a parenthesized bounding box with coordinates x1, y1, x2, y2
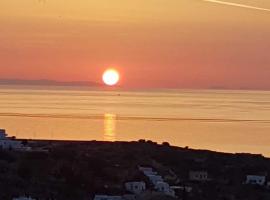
(0, 79, 101, 87)
(0, 85, 269, 156)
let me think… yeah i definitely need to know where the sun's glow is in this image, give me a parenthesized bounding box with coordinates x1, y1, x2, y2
(102, 69, 120, 86)
(104, 113, 116, 141)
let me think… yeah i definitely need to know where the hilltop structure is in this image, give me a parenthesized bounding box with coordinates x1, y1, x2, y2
(0, 129, 30, 151)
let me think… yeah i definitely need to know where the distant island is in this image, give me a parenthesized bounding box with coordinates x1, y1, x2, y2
(0, 79, 101, 87)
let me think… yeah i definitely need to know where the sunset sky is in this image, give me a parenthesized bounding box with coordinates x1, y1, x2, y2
(0, 0, 269, 89)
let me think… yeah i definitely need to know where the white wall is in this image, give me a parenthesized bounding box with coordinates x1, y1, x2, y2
(125, 182, 146, 194)
(246, 175, 266, 185)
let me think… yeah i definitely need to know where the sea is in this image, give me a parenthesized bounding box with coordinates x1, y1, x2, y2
(0, 85, 269, 156)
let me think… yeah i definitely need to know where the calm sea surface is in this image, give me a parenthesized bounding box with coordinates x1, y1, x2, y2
(0, 85, 269, 156)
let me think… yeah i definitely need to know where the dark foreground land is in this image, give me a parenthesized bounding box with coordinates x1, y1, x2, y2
(0, 140, 270, 200)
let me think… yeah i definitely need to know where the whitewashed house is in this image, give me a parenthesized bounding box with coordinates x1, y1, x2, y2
(94, 195, 123, 200)
(0, 139, 24, 150)
(13, 197, 35, 200)
(155, 181, 175, 197)
(245, 175, 266, 186)
(143, 170, 158, 176)
(148, 175, 163, 185)
(0, 129, 7, 138)
(0, 129, 30, 151)
(125, 181, 146, 194)
(171, 186, 192, 193)
(139, 167, 153, 172)
(139, 166, 157, 176)
(189, 171, 208, 181)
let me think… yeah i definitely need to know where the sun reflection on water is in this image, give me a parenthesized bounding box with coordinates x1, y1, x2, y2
(103, 113, 116, 141)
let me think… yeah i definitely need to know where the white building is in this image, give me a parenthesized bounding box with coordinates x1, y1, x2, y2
(143, 170, 158, 176)
(0, 139, 25, 150)
(139, 166, 157, 176)
(13, 197, 35, 200)
(171, 186, 192, 193)
(0, 129, 30, 151)
(125, 181, 146, 194)
(139, 167, 153, 172)
(155, 181, 175, 197)
(94, 195, 123, 200)
(245, 175, 266, 186)
(148, 175, 163, 185)
(0, 129, 7, 139)
(189, 171, 208, 181)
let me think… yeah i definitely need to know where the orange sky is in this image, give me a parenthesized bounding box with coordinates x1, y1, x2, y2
(0, 0, 269, 89)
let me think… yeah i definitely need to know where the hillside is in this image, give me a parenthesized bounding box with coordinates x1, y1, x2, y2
(0, 140, 270, 200)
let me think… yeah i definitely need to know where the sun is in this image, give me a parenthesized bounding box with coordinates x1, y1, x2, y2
(102, 69, 120, 86)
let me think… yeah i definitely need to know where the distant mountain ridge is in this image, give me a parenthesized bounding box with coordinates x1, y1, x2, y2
(0, 79, 101, 87)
